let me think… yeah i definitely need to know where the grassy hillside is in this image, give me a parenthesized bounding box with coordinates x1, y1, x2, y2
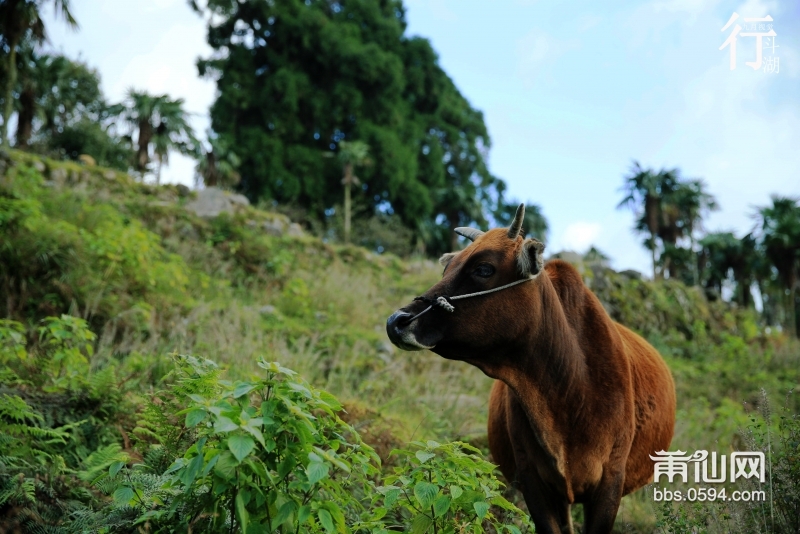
(0, 148, 506, 439)
(1, 150, 798, 532)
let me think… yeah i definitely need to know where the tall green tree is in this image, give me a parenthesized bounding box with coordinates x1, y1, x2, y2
(115, 90, 198, 181)
(756, 196, 800, 337)
(337, 140, 370, 243)
(191, 0, 503, 255)
(0, 0, 77, 147)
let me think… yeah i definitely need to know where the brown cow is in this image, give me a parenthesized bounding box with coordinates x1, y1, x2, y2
(386, 205, 676, 534)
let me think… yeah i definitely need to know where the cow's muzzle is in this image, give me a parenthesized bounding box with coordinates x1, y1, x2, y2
(386, 310, 433, 351)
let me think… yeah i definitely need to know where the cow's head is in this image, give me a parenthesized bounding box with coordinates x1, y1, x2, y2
(386, 204, 546, 365)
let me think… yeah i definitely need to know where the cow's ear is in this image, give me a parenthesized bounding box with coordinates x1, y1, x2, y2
(517, 238, 545, 277)
(439, 252, 458, 273)
(438, 252, 457, 267)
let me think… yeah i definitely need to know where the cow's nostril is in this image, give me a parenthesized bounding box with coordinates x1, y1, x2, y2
(386, 311, 414, 337)
(395, 313, 413, 328)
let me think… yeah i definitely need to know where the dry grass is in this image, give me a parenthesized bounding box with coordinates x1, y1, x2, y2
(92, 252, 495, 443)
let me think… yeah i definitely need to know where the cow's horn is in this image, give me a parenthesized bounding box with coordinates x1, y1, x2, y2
(454, 227, 484, 241)
(507, 203, 525, 239)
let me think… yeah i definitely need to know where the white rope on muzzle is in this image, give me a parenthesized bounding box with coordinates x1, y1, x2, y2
(404, 276, 534, 324)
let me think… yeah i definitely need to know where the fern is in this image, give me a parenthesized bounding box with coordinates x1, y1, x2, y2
(0, 319, 27, 362)
(0, 317, 132, 533)
(0, 394, 43, 424)
(132, 354, 221, 463)
(0, 476, 36, 506)
(79, 443, 130, 487)
(85, 366, 118, 399)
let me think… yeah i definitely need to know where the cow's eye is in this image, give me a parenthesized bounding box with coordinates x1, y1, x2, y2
(473, 264, 495, 278)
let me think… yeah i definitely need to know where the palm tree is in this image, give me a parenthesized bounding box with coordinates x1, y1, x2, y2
(13, 49, 102, 147)
(12, 41, 38, 147)
(619, 163, 717, 281)
(756, 196, 800, 337)
(115, 90, 198, 182)
(658, 178, 717, 281)
(0, 0, 77, 147)
(337, 140, 370, 243)
(195, 134, 241, 188)
(151, 99, 197, 184)
(39, 56, 101, 135)
(618, 161, 676, 279)
(699, 232, 764, 307)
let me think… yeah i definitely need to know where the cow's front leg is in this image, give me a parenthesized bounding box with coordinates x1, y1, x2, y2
(581, 467, 625, 534)
(505, 388, 574, 533)
(517, 473, 573, 534)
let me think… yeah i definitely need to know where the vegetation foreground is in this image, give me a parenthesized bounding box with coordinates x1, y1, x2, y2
(1, 151, 799, 532)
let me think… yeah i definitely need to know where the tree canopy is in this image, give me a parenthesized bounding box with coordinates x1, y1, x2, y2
(113, 90, 199, 180)
(618, 161, 717, 280)
(192, 0, 508, 254)
(619, 161, 800, 337)
(1, 44, 133, 169)
(0, 0, 78, 147)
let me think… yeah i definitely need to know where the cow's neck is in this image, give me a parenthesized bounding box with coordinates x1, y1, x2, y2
(475, 268, 621, 489)
(487, 272, 599, 409)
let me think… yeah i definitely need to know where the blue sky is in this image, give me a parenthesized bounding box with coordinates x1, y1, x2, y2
(42, 0, 799, 273)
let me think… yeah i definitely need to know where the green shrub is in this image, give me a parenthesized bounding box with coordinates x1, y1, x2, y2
(654, 391, 800, 534)
(67, 354, 533, 534)
(90, 356, 380, 532)
(0, 315, 125, 532)
(365, 440, 534, 534)
(279, 277, 312, 318)
(0, 160, 193, 327)
(732, 391, 800, 534)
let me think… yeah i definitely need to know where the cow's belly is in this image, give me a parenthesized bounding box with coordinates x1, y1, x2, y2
(617, 324, 677, 494)
(487, 326, 676, 500)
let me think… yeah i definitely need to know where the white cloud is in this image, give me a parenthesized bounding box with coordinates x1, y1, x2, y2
(111, 22, 214, 113)
(515, 29, 581, 87)
(404, 0, 457, 23)
(734, 0, 779, 18)
(665, 48, 800, 234)
(517, 31, 550, 68)
(558, 221, 602, 253)
(652, 0, 723, 17)
(576, 14, 603, 33)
